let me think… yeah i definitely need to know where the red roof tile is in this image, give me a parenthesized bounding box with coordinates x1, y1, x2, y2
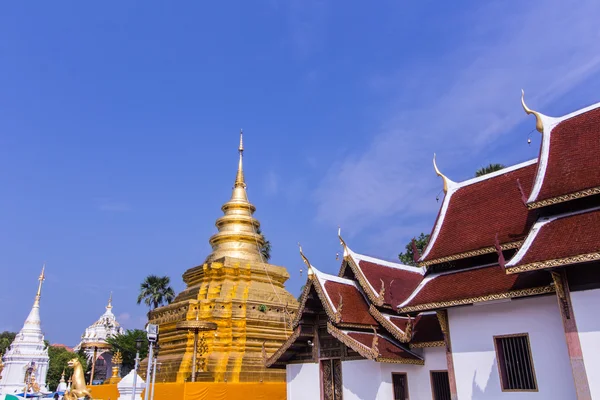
(531, 107, 600, 205)
(420, 161, 538, 265)
(323, 280, 377, 326)
(356, 259, 423, 306)
(398, 264, 552, 312)
(507, 207, 600, 271)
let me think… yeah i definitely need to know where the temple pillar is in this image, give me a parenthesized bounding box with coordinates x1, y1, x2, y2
(552, 270, 592, 400)
(436, 310, 457, 400)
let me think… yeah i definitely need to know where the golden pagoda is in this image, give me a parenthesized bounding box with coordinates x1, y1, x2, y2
(147, 131, 298, 383)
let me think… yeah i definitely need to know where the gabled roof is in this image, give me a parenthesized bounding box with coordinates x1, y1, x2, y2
(327, 323, 424, 365)
(397, 263, 553, 313)
(409, 312, 445, 347)
(419, 159, 538, 267)
(292, 261, 377, 328)
(523, 97, 600, 209)
(339, 238, 424, 308)
(506, 206, 600, 274)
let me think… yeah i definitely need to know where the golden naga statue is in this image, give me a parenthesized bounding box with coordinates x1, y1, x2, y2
(63, 358, 92, 400)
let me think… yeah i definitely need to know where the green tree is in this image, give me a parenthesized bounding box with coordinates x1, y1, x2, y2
(0, 331, 16, 355)
(256, 227, 271, 261)
(106, 329, 149, 375)
(398, 233, 430, 266)
(46, 346, 87, 391)
(475, 163, 505, 177)
(137, 275, 175, 311)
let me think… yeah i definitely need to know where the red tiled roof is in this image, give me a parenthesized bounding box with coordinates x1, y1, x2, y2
(322, 280, 377, 326)
(51, 344, 74, 352)
(397, 264, 552, 312)
(420, 161, 538, 265)
(346, 331, 421, 361)
(531, 107, 600, 206)
(507, 207, 600, 272)
(355, 258, 423, 306)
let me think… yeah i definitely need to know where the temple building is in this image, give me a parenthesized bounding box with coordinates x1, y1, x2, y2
(74, 294, 124, 383)
(270, 92, 600, 400)
(147, 132, 299, 383)
(0, 266, 50, 395)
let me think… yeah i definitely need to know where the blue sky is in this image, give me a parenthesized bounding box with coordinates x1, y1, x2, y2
(2, 1, 600, 346)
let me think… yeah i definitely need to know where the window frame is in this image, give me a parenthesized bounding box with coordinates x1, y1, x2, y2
(391, 372, 409, 400)
(493, 333, 538, 392)
(429, 370, 451, 400)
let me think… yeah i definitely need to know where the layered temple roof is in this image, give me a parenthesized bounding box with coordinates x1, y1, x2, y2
(269, 91, 600, 372)
(419, 159, 538, 267)
(506, 206, 600, 274)
(522, 94, 600, 209)
(339, 236, 425, 308)
(266, 248, 440, 367)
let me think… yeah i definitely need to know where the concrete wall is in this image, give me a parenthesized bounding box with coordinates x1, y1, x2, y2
(571, 288, 600, 399)
(286, 363, 320, 400)
(449, 295, 576, 399)
(379, 346, 447, 400)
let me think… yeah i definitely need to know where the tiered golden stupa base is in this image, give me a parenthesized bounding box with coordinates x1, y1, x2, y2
(146, 256, 298, 383)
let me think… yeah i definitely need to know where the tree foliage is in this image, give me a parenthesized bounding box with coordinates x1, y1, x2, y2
(137, 275, 175, 311)
(398, 233, 430, 266)
(47, 346, 87, 391)
(106, 329, 149, 374)
(0, 331, 16, 355)
(475, 163, 505, 177)
(256, 227, 271, 261)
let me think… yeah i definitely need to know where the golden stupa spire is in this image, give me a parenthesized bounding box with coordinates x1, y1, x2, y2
(107, 292, 113, 310)
(206, 131, 265, 263)
(33, 263, 46, 308)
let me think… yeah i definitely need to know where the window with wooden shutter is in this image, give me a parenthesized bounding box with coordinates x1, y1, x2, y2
(430, 371, 451, 400)
(392, 373, 408, 400)
(494, 334, 537, 391)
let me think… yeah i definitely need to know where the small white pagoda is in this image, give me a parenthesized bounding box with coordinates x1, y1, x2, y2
(74, 293, 124, 383)
(0, 266, 50, 395)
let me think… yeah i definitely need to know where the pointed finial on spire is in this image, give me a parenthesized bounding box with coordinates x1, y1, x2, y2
(34, 263, 46, 307)
(521, 90, 544, 133)
(107, 292, 113, 309)
(234, 129, 246, 189)
(433, 154, 454, 194)
(338, 226, 349, 257)
(298, 243, 313, 276)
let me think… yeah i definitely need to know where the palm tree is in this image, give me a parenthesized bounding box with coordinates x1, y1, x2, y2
(475, 163, 505, 177)
(256, 227, 271, 261)
(137, 275, 175, 311)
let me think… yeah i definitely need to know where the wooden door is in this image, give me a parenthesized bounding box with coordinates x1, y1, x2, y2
(321, 359, 343, 400)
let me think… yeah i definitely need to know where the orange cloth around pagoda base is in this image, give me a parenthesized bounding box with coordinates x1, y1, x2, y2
(89, 382, 286, 400)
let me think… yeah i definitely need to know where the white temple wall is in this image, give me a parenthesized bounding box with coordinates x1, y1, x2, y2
(570, 288, 600, 399)
(378, 346, 447, 400)
(342, 359, 381, 400)
(448, 295, 576, 400)
(286, 363, 320, 400)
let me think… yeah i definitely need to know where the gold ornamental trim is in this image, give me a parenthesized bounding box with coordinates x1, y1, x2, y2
(377, 357, 425, 365)
(528, 186, 600, 210)
(419, 241, 523, 267)
(327, 323, 377, 360)
(397, 285, 555, 313)
(409, 341, 445, 349)
(506, 252, 600, 274)
(290, 279, 317, 329)
(338, 322, 377, 329)
(369, 305, 412, 343)
(343, 258, 387, 308)
(311, 276, 343, 323)
(265, 326, 302, 367)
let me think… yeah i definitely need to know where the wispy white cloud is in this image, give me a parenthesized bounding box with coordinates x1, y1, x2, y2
(314, 0, 600, 247)
(117, 312, 131, 323)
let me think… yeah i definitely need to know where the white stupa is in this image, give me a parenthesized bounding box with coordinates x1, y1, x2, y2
(0, 266, 49, 395)
(74, 293, 124, 382)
